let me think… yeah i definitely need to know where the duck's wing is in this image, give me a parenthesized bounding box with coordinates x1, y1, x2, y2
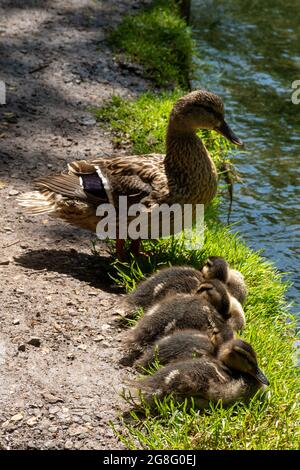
(34, 154, 165, 208)
(93, 153, 169, 204)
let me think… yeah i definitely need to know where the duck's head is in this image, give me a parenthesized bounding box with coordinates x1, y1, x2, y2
(170, 90, 243, 146)
(219, 339, 269, 385)
(196, 279, 231, 319)
(202, 256, 229, 283)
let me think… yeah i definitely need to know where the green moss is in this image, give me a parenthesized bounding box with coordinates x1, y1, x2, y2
(109, 0, 195, 88)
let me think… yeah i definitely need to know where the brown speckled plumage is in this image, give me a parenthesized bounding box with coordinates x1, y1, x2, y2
(132, 338, 269, 407)
(19, 90, 242, 247)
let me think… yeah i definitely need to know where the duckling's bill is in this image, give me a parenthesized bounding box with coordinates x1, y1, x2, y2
(216, 120, 244, 147)
(254, 367, 270, 385)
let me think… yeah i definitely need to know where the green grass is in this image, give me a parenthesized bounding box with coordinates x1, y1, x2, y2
(95, 0, 300, 450)
(109, 0, 195, 88)
(112, 230, 299, 450)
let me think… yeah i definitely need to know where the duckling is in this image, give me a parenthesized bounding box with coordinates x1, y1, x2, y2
(203, 256, 247, 305)
(135, 329, 217, 370)
(122, 280, 235, 366)
(132, 339, 269, 407)
(19, 90, 243, 259)
(123, 256, 247, 317)
(124, 266, 205, 314)
(227, 269, 247, 306)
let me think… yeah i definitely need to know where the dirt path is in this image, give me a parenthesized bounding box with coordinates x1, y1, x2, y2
(0, 0, 150, 450)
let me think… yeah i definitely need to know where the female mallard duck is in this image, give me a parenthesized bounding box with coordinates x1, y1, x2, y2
(134, 329, 217, 370)
(132, 338, 269, 407)
(121, 280, 236, 366)
(19, 90, 243, 258)
(122, 256, 246, 327)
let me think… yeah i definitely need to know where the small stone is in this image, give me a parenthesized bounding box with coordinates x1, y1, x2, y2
(94, 335, 104, 342)
(9, 189, 20, 196)
(13, 319, 20, 325)
(18, 343, 26, 352)
(67, 353, 75, 360)
(27, 417, 37, 427)
(28, 337, 41, 347)
(1, 420, 10, 428)
(48, 425, 58, 433)
(11, 413, 23, 422)
(42, 392, 63, 404)
(20, 243, 28, 249)
(101, 324, 111, 332)
(49, 406, 60, 415)
(68, 425, 88, 437)
(0, 259, 10, 266)
(81, 117, 96, 126)
(65, 440, 73, 449)
(77, 344, 87, 351)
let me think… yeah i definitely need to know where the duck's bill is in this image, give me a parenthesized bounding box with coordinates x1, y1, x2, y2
(216, 120, 244, 146)
(254, 367, 270, 385)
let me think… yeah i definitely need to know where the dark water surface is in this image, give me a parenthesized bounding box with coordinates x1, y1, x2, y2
(192, 0, 300, 318)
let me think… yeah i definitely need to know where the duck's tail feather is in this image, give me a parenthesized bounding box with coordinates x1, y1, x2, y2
(17, 190, 59, 215)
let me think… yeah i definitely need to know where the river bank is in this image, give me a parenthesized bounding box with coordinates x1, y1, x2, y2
(98, 0, 300, 449)
(0, 0, 298, 450)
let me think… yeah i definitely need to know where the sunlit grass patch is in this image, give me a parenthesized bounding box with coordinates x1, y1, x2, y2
(109, 0, 195, 88)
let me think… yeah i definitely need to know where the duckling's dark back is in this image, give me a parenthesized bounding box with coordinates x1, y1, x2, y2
(133, 355, 262, 407)
(126, 266, 204, 311)
(135, 329, 216, 370)
(134, 355, 230, 400)
(125, 294, 234, 352)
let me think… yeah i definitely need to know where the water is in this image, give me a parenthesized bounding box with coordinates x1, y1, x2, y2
(192, 0, 300, 318)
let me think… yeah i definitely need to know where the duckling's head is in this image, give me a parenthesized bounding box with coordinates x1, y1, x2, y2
(170, 90, 243, 146)
(202, 256, 229, 283)
(196, 279, 231, 319)
(219, 339, 269, 385)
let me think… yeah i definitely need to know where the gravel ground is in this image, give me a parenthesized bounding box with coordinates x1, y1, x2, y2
(0, 0, 151, 449)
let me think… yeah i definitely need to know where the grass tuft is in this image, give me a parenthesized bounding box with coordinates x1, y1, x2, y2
(109, 0, 195, 88)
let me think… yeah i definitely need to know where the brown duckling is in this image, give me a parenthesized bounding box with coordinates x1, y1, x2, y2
(124, 265, 204, 313)
(123, 256, 247, 318)
(122, 280, 235, 366)
(132, 339, 269, 408)
(203, 256, 247, 305)
(135, 329, 217, 370)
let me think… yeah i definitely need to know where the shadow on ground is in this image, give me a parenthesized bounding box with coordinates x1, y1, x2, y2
(15, 248, 123, 292)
